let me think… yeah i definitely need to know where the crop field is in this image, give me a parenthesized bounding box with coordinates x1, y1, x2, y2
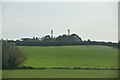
(3, 45, 118, 78)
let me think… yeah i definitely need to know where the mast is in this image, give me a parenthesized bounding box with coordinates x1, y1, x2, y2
(51, 30, 53, 38)
(68, 29, 70, 36)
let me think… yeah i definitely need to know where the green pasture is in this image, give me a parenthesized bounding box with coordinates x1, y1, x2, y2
(3, 45, 118, 78)
(3, 70, 118, 78)
(19, 45, 118, 68)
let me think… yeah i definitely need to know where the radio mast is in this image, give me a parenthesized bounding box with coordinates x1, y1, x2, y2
(68, 29, 70, 36)
(51, 30, 53, 38)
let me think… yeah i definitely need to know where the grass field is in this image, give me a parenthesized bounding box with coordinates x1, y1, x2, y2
(3, 45, 118, 78)
(3, 70, 118, 78)
(20, 45, 118, 68)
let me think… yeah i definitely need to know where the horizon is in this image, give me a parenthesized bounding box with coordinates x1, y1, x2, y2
(1, 2, 118, 42)
(2, 31, 118, 43)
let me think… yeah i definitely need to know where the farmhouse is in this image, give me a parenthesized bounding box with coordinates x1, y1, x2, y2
(21, 38, 35, 41)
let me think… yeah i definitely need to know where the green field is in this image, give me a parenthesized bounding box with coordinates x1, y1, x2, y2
(3, 45, 118, 78)
(3, 70, 118, 78)
(20, 45, 118, 68)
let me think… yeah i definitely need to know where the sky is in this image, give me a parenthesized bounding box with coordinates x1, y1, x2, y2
(1, 2, 118, 42)
(1, 0, 119, 2)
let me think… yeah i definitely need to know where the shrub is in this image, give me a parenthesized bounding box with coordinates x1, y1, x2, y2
(2, 41, 27, 69)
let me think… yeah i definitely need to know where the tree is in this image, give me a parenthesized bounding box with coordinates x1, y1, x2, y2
(2, 41, 27, 69)
(0, 40, 2, 70)
(56, 34, 69, 41)
(56, 34, 82, 41)
(33, 37, 36, 40)
(70, 34, 82, 41)
(118, 41, 120, 49)
(43, 35, 51, 41)
(35, 37, 39, 40)
(87, 39, 91, 42)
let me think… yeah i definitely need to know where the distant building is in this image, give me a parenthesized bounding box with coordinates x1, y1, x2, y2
(21, 38, 33, 41)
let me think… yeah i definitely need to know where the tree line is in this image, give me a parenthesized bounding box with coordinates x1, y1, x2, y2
(4, 33, 118, 48)
(20, 33, 82, 42)
(14, 40, 118, 48)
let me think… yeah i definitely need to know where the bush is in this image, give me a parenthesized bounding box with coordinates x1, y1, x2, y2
(2, 41, 27, 69)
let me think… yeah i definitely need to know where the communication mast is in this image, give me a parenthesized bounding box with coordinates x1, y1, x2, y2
(68, 29, 70, 36)
(51, 30, 53, 38)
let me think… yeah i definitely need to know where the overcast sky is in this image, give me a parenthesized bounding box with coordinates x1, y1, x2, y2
(2, 2, 118, 42)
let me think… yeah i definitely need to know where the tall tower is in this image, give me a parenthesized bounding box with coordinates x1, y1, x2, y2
(51, 30, 53, 38)
(68, 29, 70, 36)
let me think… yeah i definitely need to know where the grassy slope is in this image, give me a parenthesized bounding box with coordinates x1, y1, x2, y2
(19, 45, 118, 68)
